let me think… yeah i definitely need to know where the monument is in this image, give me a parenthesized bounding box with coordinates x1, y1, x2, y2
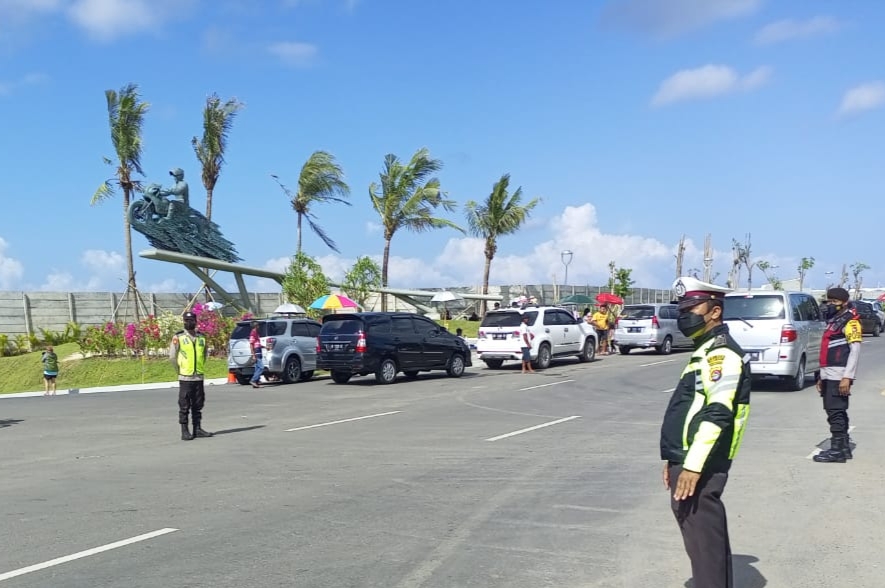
(128, 168, 240, 263)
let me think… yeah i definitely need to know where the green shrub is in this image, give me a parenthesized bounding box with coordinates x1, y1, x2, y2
(0, 334, 10, 357)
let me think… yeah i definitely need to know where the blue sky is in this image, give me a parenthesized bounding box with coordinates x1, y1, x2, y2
(1, 0, 884, 295)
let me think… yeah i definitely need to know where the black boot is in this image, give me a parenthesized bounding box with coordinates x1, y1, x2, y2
(181, 423, 194, 441)
(843, 436, 853, 459)
(813, 436, 847, 463)
(193, 420, 214, 438)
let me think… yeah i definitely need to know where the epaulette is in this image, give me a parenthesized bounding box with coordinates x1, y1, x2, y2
(709, 334, 729, 349)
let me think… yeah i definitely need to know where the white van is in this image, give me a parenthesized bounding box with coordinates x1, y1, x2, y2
(722, 291, 825, 390)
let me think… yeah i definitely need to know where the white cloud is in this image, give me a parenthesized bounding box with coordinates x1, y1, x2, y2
(600, 0, 760, 39)
(0, 236, 25, 289)
(81, 249, 125, 274)
(837, 81, 885, 117)
(39, 271, 103, 292)
(651, 64, 772, 107)
(365, 221, 382, 234)
(0, 72, 48, 96)
(66, 0, 195, 41)
(268, 41, 319, 67)
(145, 278, 187, 293)
(754, 16, 842, 45)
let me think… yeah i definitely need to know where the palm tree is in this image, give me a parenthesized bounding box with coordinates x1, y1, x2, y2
(465, 174, 540, 315)
(192, 94, 244, 220)
(272, 151, 350, 254)
(91, 83, 149, 303)
(369, 148, 462, 311)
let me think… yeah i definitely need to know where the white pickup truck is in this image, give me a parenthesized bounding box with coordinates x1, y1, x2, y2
(475, 306, 597, 369)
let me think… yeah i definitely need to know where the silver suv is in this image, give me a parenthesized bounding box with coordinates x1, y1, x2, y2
(613, 303, 693, 354)
(227, 317, 321, 385)
(723, 291, 824, 391)
(476, 306, 597, 369)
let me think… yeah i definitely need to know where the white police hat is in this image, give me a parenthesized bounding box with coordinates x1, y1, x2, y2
(672, 276, 732, 310)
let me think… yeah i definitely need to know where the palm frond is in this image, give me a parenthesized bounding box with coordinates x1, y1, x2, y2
(193, 94, 244, 189)
(91, 180, 116, 205)
(305, 214, 341, 253)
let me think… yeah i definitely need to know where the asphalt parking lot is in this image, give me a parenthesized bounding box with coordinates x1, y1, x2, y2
(2, 338, 885, 587)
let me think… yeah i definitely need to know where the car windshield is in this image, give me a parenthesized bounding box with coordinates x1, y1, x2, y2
(480, 311, 538, 327)
(321, 317, 364, 335)
(723, 296, 785, 320)
(621, 306, 654, 319)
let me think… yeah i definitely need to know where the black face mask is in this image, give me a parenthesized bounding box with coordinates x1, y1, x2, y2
(184, 320, 197, 331)
(823, 303, 843, 320)
(677, 310, 708, 338)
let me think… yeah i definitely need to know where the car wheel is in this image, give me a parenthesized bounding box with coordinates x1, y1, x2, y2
(330, 370, 351, 384)
(235, 374, 251, 386)
(532, 343, 552, 370)
(447, 354, 466, 378)
(483, 359, 504, 369)
(403, 370, 419, 379)
(375, 358, 397, 384)
(578, 338, 596, 362)
(299, 370, 314, 382)
(619, 346, 632, 355)
(281, 356, 302, 384)
(785, 356, 806, 391)
(874, 323, 881, 337)
(656, 337, 673, 355)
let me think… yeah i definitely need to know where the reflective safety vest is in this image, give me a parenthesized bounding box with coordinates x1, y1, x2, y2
(176, 331, 207, 376)
(820, 309, 862, 368)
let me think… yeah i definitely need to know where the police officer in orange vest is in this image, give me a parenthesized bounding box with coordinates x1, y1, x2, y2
(813, 287, 862, 463)
(169, 311, 214, 441)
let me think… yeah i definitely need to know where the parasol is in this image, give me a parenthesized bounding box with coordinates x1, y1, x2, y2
(596, 292, 624, 305)
(309, 294, 360, 310)
(430, 291, 463, 327)
(274, 302, 306, 315)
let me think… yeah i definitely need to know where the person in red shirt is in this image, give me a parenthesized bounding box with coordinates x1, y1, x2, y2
(249, 321, 266, 389)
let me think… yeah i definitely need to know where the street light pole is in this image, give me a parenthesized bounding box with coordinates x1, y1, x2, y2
(561, 250, 573, 289)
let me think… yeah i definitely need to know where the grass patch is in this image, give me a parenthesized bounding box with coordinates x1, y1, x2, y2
(437, 319, 480, 338)
(0, 342, 230, 394)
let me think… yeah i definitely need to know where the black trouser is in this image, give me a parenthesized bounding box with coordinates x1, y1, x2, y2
(669, 464, 733, 588)
(178, 379, 205, 425)
(821, 379, 850, 437)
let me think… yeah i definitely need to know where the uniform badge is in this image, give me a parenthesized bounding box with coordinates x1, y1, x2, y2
(710, 368, 722, 382)
(674, 279, 686, 297)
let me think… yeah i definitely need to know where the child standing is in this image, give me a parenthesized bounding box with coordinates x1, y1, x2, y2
(42, 345, 59, 395)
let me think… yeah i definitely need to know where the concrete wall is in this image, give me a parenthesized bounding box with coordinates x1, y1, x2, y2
(0, 285, 674, 336)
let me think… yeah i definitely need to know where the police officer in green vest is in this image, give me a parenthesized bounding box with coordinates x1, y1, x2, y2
(169, 310, 214, 441)
(661, 277, 751, 588)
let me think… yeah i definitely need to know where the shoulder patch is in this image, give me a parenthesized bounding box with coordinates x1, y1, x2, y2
(711, 334, 728, 348)
(707, 354, 725, 367)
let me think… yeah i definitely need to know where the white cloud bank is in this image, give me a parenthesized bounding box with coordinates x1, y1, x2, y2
(0, 73, 48, 96)
(600, 0, 760, 39)
(0, 237, 25, 289)
(837, 81, 885, 117)
(651, 64, 771, 107)
(754, 16, 842, 45)
(267, 41, 319, 67)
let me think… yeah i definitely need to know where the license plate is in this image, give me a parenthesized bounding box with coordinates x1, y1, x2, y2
(628, 327, 642, 333)
(749, 351, 759, 361)
(493, 333, 508, 340)
(326, 343, 345, 351)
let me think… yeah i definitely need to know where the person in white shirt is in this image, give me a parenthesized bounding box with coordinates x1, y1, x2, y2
(519, 314, 535, 374)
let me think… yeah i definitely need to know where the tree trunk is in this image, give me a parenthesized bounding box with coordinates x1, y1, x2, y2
(122, 187, 139, 321)
(381, 238, 391, 312)
(297, 213, 303, 255)
(205, 186, 214, 220)
(481, 254, 492, 316)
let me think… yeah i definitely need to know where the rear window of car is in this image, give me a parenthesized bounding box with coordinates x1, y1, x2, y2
(481, 311, 538, 327)
(621, 306, 655, 319)
(723, 295, 785, 320)
(230, 320, 288, 338)
(321, 317, 365, 335)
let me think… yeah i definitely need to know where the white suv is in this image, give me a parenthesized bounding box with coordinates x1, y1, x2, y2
(476, 306, 597, 369)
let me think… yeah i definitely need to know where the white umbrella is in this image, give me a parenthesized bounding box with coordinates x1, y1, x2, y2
(273, 302, 306, 315)
(204, 301, 224, 311)
(430, 291, 464, 303)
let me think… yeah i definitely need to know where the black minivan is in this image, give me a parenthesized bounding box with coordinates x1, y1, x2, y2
(317, 312, 472, 384)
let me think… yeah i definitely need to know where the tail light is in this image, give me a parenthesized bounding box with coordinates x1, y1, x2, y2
(651, 316, 660, 329)
(478, 330, 487, 339)
(512, 331, 520, 338)
(316, 337, 321, 353)
(355, 330, 367, 353)
(266, 337, 276, 350)
(780, 325, 798, 343)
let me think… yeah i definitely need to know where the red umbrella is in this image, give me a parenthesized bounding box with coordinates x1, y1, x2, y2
(878, 292, 885, 302)
(596, 292, 623, 305)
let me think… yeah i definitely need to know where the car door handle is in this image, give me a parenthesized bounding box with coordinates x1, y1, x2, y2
(545, 328, 550, 333)
(564, 327, 569, 332)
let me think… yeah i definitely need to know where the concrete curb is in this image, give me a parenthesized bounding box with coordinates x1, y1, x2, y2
(0, 377, 230, 400)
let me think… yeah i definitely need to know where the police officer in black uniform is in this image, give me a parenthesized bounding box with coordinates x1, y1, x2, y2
(661, 277, 752, 588)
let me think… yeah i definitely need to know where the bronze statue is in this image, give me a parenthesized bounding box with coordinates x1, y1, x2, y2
(127, 168, 240, 262)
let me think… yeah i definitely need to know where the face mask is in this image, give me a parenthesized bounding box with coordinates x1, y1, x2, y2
(677, 309, 709, 338)
(824, 303, 843, 320)
(184, 320, 197, 331)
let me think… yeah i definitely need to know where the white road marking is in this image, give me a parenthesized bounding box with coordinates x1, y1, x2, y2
(486, 416, 581, 442)
(518, 379, 574, 391)
(285, 411, 401, 432)
(639, 359, 677, 367)
(806, 426, 855, 459)
(552, 504, 621, 514)
(0, 528, 178, 582)
(659, 388, 675, 394)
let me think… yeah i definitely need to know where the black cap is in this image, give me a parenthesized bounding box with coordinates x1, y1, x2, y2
(826, 287, 850, 302)
(183, 311, 197, 320)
